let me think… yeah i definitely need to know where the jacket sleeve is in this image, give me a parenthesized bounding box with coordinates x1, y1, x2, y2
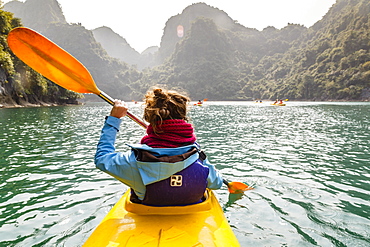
(202, 158, 224, 189)
(94, 116, 138, 189)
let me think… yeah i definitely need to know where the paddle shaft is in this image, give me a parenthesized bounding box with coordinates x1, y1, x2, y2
(98, 91, 148, 129)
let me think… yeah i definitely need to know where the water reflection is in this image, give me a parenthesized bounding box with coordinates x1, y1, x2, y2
(224, 193, 244, 208)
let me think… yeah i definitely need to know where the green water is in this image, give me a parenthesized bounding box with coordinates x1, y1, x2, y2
(0, 102, 369, 246)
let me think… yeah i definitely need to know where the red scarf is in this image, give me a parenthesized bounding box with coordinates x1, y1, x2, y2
(140, 119, 196, 148)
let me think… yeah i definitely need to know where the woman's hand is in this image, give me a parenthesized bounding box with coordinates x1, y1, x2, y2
(110, 100, 128, 119)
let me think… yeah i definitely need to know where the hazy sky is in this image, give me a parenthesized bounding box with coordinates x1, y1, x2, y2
(3, 0, 336, 53)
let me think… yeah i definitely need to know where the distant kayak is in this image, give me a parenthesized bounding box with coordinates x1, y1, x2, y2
(271, 103, 286, 106)
(83, 189, 240, 247)
(194, 99, 206, 106)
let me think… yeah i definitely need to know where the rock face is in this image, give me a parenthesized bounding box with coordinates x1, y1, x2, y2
(92, 26, 141, 65)
(4, 0, 67, 31)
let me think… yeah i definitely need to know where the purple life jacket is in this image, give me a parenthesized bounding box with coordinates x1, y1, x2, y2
(131, 148, 209, 206)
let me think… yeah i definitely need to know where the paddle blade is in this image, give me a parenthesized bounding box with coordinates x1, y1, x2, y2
(7, 27, 100, 94)
(227, 182, 253, 194)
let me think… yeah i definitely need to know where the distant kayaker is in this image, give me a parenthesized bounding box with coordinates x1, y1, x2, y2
(198, 100, 203, 104)
(95, 87, 224, 206)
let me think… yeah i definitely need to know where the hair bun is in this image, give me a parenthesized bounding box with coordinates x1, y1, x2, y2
(153, 88, 165, 98)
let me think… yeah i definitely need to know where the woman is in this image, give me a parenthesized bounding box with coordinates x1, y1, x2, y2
(95, 87, 223, 206)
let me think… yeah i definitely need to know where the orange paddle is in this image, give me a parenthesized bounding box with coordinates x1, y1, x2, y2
(223, 179, 253, 194)
(7, 27, 147, 128)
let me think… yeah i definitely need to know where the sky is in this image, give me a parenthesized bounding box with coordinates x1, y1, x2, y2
(3, 0, 337, 53)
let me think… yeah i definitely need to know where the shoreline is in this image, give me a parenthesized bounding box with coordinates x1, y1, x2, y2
(0, 102, 82, 109)
(1, 99, 369, 109)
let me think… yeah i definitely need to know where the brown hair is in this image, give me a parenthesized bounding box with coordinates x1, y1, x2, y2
(143, 87, 190, 132)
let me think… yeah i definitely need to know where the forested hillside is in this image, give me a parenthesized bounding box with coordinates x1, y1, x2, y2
(137, 0, 370, 101)
(251, 0, 370, 100)
(92, 26, 140, 66)
(1, 0, 370, 105)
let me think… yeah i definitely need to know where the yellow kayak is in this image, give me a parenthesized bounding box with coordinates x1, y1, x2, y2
(83, 189, 240, 247)
(271, 103, 286, 106)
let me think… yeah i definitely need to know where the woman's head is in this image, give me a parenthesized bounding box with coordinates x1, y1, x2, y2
(143, 87, 190, 131)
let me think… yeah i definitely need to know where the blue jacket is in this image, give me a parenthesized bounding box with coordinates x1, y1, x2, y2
(95, 116, 223, 200)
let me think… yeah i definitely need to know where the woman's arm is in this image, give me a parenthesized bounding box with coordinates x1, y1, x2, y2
(202, 158, 224, 189)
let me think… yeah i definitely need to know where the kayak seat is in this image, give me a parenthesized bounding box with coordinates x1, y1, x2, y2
(126, 189, 212, 215)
